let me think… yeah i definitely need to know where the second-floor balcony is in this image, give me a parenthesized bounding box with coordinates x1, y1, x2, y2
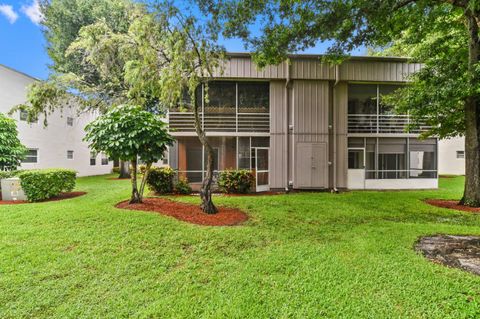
(348, 114, 432, 134)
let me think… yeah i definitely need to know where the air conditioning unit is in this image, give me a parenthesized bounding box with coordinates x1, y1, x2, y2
(1, 178, 27, 201)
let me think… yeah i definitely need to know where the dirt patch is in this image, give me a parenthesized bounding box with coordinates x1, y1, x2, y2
(0, 192, 86, 205)
(115, 197, 248, 226)
(416, 235, 480, 275)
(424, 199, 480, 213)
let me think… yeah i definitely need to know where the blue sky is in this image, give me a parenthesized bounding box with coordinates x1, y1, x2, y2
(0, 0, 365, 80)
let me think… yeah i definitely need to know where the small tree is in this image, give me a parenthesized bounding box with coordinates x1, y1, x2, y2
(84, 105, 174, 203)
(0, 112, 26, 170)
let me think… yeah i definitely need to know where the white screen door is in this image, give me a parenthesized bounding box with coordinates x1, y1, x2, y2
(255, 147, 269, 192)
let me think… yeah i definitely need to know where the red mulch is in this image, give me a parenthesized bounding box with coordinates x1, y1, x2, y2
(424, 199, 480, 213)
(0, 192, 86, 205)
(115, 197, 248, 226)
(106, 177, 130, 180)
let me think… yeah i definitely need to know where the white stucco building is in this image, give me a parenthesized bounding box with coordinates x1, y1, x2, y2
(438, 137, 465, 175)
(0, 64, 113, 176)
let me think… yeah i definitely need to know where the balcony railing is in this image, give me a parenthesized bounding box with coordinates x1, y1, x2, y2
(168, 112, 270, 133)
(348, 114, 432, 134)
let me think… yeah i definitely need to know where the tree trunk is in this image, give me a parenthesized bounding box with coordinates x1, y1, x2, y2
(139, 162, 152, 202)
(460, 12, 480, 207)
(119, 160, 131, 179)
(130, 158, 141, 204)
(193, 96, 218, 214)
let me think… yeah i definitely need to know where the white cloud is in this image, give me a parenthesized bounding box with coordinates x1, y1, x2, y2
(0, 4, 18, 24)
(21, 0, 43, 25)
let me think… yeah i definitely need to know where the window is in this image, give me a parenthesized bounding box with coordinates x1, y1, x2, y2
(67, 117, 74, 126)
(205, 81, 236, 113)
(348, 84, 378, 114)
(19, 110, 28, 121)
(457, 151, 465, 159)
(348, 149, 365, 169)
(162, 150, 169, 165)
(22, 149, 38, 163)
(67, 150, 74, 160)
(238, 82, 269, 113)
(90, 152, 97, 166)
(101, 153, 109, 165)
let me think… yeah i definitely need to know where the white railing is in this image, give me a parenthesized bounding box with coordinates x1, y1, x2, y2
(168, 112, 269, 133)
(365, 169, 437, 179)
(348, 114, 432, 134)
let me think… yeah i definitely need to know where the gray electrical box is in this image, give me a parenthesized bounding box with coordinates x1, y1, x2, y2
(1, 178, 27, 201)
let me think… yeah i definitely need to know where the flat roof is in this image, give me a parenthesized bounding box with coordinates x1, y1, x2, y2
(226, 52, 410, 63)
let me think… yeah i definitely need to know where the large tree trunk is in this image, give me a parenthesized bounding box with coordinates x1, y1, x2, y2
(193, 99, 218, 214)
(129, 158, 141, 204)
(461, 12, 480, 207)
(119, 160, 131, 179)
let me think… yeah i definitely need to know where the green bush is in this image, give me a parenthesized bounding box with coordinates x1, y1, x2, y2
(18, 169, 77, 202)
(175, 177, 192, 195)
(112, 167, 120, 174)
(138, 164, 147, 175)
(146, 167, 175, 194)
(217, 169, 255, 194)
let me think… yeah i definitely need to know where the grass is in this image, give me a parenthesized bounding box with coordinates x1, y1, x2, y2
(1, 175, 480, 318)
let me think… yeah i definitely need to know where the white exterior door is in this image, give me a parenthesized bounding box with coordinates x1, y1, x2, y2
(347, 148, 366, 189)
(255, 147, 269, 192)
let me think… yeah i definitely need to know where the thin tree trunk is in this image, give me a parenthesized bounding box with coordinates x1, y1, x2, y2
(130, 158, 141, 204)
(193, 97, 218, 214)
(460, 12, 480, 207)
(139, 162, 152, 202)
(119, 160, 131, 179)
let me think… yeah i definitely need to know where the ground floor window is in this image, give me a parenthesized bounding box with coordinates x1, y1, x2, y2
(348, 137, 437, 179)
(22, 149, 38, 163)
(90, 152, 97, 166)
(170, 136, 269, 184)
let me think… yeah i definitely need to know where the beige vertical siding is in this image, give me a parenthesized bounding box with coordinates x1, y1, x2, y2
(213, 55, 420, 82)
(269, 80, 288, 189)
(334, 82, 348, 188)
(340, 61, 422, 82)
(292, 80, 330, 188)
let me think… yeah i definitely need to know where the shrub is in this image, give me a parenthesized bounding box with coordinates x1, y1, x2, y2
(112, 167, 120, 174)
(146, 167, 175, 194)
(175, 177, 192, 195)
(18, 169, 76, 202)
(217, 169, 255, 194)
(138, 164, 147, 175)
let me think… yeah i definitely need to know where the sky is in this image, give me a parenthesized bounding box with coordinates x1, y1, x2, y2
(0, 0, 365, 80)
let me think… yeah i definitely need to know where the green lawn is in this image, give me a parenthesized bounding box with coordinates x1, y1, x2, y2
(1, 176, 480, 318)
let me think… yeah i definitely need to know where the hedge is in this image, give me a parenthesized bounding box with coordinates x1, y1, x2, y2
(146, 167, 175, 194)
(17, 169, 77, 202)
(217, 169, 255, 194)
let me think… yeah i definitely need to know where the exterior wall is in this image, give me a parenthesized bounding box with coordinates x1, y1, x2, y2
(364, 178, 438, 190)
(334, 82, 348, 188)
(269, 80, 288, 189)
(0, 65, 112, 176)
(438, 137, 465, 175)
(291, 80, 330, 188)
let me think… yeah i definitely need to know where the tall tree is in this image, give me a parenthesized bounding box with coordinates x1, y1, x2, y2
(203, 0, 480, 206)
(22, 0, 225, 213)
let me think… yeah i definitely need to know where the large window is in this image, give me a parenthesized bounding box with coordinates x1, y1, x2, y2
(22, 149, 38, 163)
(238, 82, 269, 113)
(349, 137, 437, 179)
(205, 81, 236, 113)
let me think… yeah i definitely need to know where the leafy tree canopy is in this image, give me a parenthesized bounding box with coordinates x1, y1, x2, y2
(0, 112, 27, 170)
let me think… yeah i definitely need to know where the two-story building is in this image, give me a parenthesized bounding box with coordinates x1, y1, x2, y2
(167, 53, 438, 191)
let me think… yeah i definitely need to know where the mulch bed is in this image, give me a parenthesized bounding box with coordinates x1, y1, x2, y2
(424, 199, 480, 213)
(115, 197, 248, 226)
(106, 177, 130, 180)
(416, 235, 480, 275)
(0, 192, 86, 205)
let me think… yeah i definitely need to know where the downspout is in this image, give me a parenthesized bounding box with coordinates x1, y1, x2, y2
(332, 64, 340, 192)
(285, 59, 291, 192)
